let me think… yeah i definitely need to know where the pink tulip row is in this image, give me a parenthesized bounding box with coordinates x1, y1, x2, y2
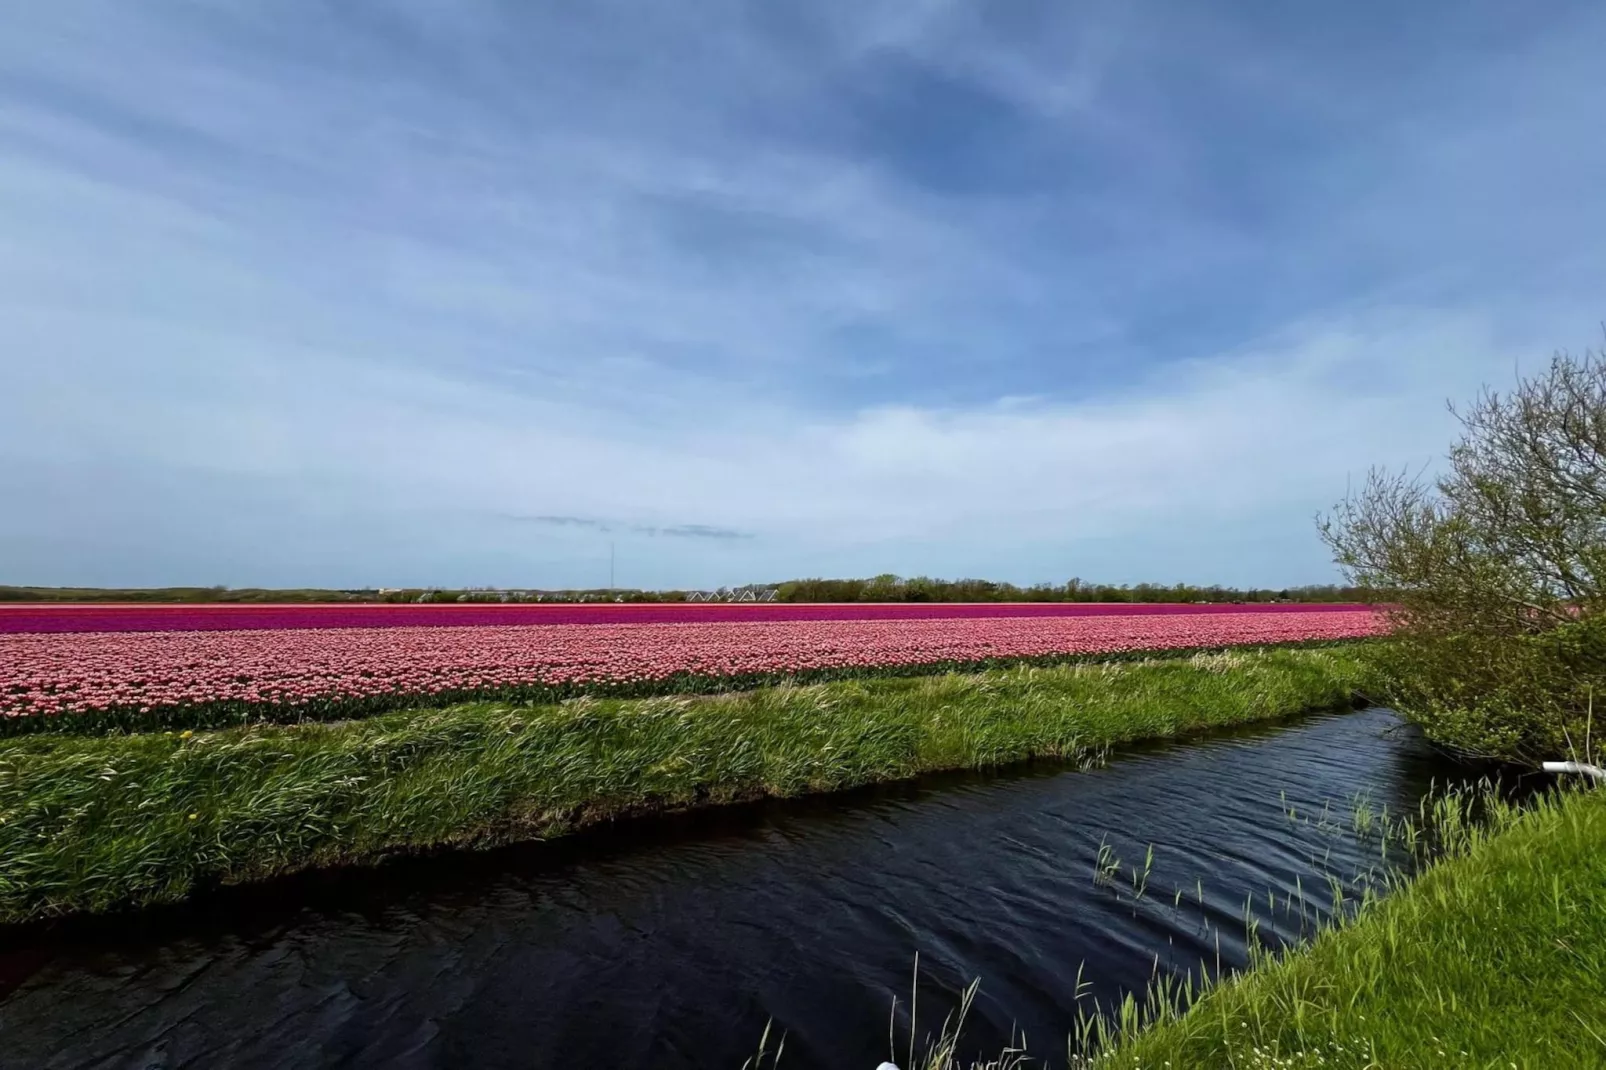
(0, 600, 1376, 634)
(0, 610, 1385, 724)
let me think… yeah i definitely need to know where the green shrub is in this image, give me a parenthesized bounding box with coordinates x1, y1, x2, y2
(1322, 347, 1606, 762)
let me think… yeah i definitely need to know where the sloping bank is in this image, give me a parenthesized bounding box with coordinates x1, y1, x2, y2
(0, 647, 1368, 925)
(1088, 784, 1606, 1069)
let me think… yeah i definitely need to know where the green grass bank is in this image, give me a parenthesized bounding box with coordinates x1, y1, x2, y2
(0, 647, 1368, 925)
(1087, 785, 1606, 1070)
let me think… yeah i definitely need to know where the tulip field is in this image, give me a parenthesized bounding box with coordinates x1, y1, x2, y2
(0, 603, 1383, 733)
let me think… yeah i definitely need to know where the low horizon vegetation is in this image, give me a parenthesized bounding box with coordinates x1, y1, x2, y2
(0, 579, 1376, 605)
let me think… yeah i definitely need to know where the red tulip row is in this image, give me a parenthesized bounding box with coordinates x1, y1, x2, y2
(0, 610, 1384, 731)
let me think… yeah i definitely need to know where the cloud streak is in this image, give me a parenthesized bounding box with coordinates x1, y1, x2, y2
(504, 516, 751, 540)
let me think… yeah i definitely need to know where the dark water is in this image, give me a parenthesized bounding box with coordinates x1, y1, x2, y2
(0, 709, 1478, 1069)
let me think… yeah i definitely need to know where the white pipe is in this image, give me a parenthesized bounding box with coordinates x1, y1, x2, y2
(1542, 761, 1606, 780)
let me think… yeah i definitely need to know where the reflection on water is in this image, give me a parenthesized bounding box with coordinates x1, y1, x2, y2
(0, 709, 1482, 1069)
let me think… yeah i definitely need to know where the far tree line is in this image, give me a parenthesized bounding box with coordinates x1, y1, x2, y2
(0, 577, 1373, 604)
(769, 576, 1368, 604)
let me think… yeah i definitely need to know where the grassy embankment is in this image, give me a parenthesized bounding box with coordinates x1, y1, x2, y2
(1082, 784, 1606, 1070)
(0, 647, 1369, 925)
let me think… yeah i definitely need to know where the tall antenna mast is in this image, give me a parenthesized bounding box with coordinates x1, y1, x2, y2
(609, 541, 615, 591)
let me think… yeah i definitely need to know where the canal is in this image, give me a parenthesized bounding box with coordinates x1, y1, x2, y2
(0, 708, 1474, 1068)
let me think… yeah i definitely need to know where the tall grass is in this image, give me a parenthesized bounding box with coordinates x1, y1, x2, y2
(0, 647, 1369, 925)
(1078, 783, 1606, 1069)
(846, 783, 1605, 1070)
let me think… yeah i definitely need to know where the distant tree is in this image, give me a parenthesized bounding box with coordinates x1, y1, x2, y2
(863, 573, 903, 602)
(1320, 347, 1606, 762)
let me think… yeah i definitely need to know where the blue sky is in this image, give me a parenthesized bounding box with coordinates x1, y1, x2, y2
(3, 1, 1604, 591)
